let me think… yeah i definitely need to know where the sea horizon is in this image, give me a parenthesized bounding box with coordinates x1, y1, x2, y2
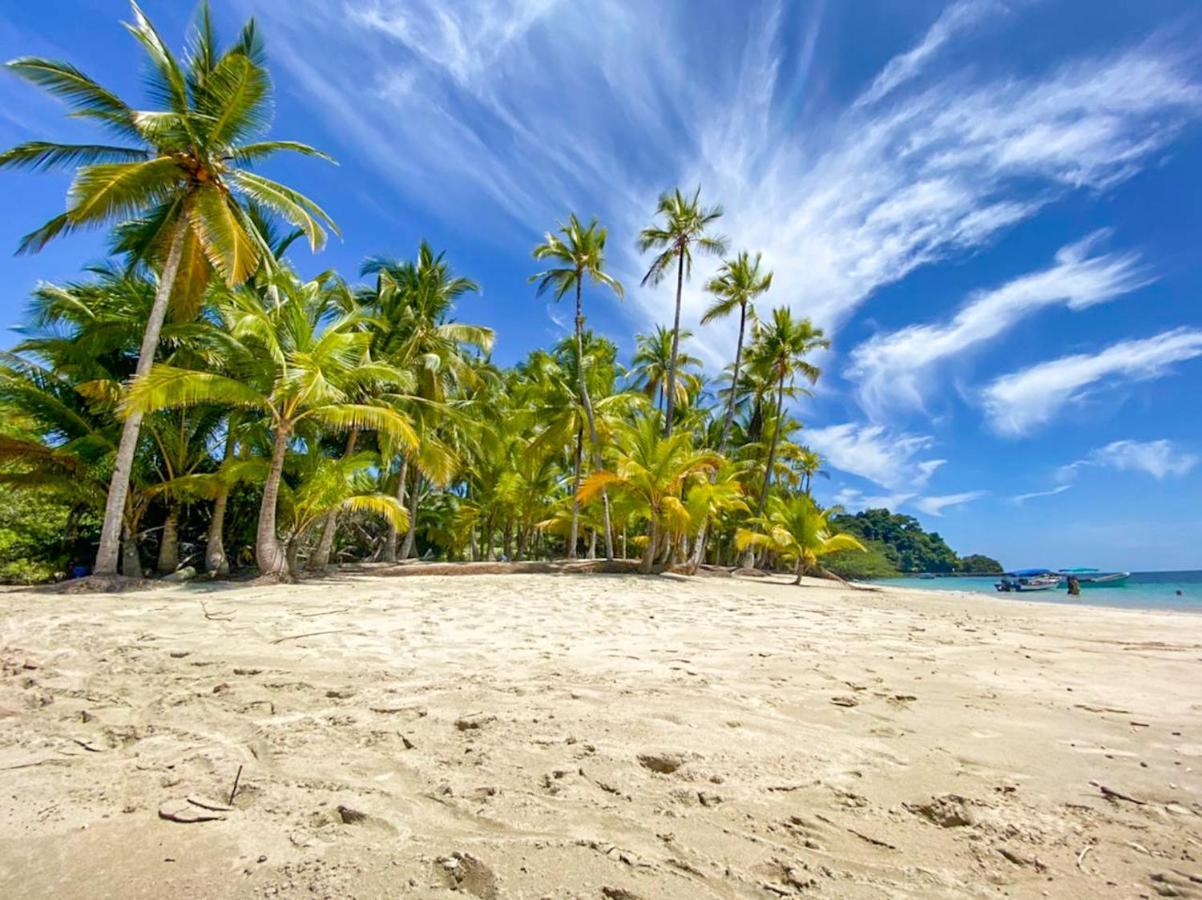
(873, 569, 1202, 612)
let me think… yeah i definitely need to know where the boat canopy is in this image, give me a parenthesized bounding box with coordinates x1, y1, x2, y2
(1058, 567, 1099, 574)
(1007, 568, 1054, 577)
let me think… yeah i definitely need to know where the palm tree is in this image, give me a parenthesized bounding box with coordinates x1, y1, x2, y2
(629, 326, 703, 413)
(747, 308, 830, 519)
(0, 2, 338, 575)
(637, 188, 727, 436)
(796, 448, 827, 496)
(123, 270, 417, 578)
(360, 244, 489, 560)
(703, 251, 772, 452)
(736, 494, 865, 584)
(531, 213, 624, 560)
(579, 417, 720, 573)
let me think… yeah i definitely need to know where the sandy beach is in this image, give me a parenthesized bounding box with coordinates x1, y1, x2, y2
(1, 571, 1199, 898)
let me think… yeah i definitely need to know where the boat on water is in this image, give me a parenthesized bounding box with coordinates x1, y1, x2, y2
(1056, 567, 1130, 587)
(996, 569, 1061, 592)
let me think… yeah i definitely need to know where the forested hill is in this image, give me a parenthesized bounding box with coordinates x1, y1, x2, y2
(826, 508, 1002, 578)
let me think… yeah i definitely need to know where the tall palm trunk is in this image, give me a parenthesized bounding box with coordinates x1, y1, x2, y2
(255, 425, 291, 577)
(156, 506, 180, 574)
(744, 374, 787, 568)
(757, 372, 787, 516)
(689, 301, 748, 574)
(718, 301, 748, 453)
(663, 246, 685, 436)
(639, 517, 659, 574)
(568, 424, 583, 560)
(120, 521, 141, 577)
(95, 215, 190, 575)
(310, 429, 359, 571)
(573, 280, 615, 560)
(383, 456, 407, 563)
(400, 469, 420, 559)
(205, 429, 237, 576)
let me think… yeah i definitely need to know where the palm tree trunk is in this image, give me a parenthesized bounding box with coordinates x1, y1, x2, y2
(744, 374, 787, 568)
(400, 469, 420, 559)
(573, 281, 615, 561)
(718, 301, 747, 453)
(156, 506, 180, 574)
(663, 247, 685, 436)
(205, 428, 237, 576)
(568, 425, 583, 560)
(255, 424, 291, 577)
(383, 456, 408, 563)
(310, 429, 359, 571)
(640, 518, 659, 574)
(794, 559, 804, 585)
(120, 522, 141, 578)
(756, 374, 787, 516)
(95, 215, 190, 575)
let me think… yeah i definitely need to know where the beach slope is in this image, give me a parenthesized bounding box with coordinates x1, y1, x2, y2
(0, 573, 1199, 898)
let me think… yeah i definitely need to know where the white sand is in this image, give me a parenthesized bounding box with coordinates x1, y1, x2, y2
(0, 571, 1199, 898)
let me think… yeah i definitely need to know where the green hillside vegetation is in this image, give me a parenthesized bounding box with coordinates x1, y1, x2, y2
(826, 508, 1002, 578)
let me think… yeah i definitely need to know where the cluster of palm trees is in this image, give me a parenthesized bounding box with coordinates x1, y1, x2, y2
(0, 3, 863, 583)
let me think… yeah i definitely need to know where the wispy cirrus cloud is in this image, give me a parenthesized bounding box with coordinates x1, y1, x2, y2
(981, 328, 1202, 436)
(846, 230, 1149, 420)
(1010, 484, 1072, 505)
(854, 0, 1004, 108)
(241, 0, 1201, 367)
(913, 490, 988, 516)
(1059, 439, 1199, 481)
(805, 422, 945, 492)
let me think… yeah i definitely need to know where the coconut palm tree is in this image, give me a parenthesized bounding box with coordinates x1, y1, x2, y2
(531, 214, 624, 560)
(123, 270, 417, 578)
(637, 188, 727, 436)
(0, 2, 338, 575)
(360, 244, 489, 560)
(736, 494, 865, 584)
(746, 308, 829, 519)
(796, 448, 827, 496)
(578, 417, 720, 573)
(629, 326, 703, 413)
(702, 251, 772, 452)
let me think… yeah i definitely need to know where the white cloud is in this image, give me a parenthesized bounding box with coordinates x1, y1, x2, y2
(981, 328, 1202, 436)
(855, 0, 1002, 107)
(1010, 484, 1072, 505)
(241, 1, 1200, 367)
(913, 490, 988, 516)
(833, 487, 916, 512)
(846, 230, 1149, 419)
(805, 422, 944, 491)
(1060, 439, 1198, 481)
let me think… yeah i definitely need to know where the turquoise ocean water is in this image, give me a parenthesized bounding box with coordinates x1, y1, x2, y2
(871, 570, 1202, 612)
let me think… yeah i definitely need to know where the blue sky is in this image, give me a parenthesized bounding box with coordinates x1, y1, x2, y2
(2, 1, 1201, 571)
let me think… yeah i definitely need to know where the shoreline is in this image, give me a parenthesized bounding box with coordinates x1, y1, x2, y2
(2, 571, 1199, 897)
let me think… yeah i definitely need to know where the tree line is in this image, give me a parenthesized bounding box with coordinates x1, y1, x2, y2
(0, 3, 866, 584)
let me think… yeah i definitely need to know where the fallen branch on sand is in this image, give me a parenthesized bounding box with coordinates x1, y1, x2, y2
(1091, 781, 1147, 806)
(228, 764, 243, 806)
(292, 607, 349, 618)
(1077, 845, 1094, 873)
(270, 629, 359, 644)
(200, 601, 233, 622)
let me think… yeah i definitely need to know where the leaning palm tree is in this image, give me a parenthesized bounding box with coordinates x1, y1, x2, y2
(530, 213, 624, 560)
(123, 270, 416, 578)
(736, 494, 865, 584)
(0, 2, 338, 575)
(703, 251, 772, 452)
(637, 187, 727, 435)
